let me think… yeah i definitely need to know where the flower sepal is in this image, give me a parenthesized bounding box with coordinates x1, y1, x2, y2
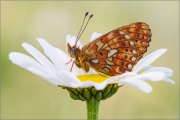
(62, 84, 121, 101)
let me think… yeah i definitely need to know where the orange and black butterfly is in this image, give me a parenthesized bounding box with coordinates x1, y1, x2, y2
(67, 12, 152, 76)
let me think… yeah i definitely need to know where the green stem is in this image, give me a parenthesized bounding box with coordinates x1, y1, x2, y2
(86, 96, 100, 120)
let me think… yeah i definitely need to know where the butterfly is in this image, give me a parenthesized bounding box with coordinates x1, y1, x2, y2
(67, 13, 152, 76)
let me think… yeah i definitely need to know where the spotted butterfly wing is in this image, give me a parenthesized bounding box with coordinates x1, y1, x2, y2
(76, 22, 152, 76)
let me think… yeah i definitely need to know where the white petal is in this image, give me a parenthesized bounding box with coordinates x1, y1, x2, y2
(54, 48, 71, 64)
(66, 34, 83, 49)
(79, 81, 107, 90)
(9, 52, 50, 75)
(9, 52, 58, 85)
(9, 52, 43, 70)
(66, 34, 74, 47)
(93, 82, 108, 90)
(163, 78, 175, 84)
(106, 72, 137, 83)
(142, 65, 154, 70)
(71, 64, 86, 75)
(22, 42, 57, 75)
(134, 71, 165, 81)
(143, 66, 173, 77)
(88, 68, 97, 74)
(90, 32, 102, 42)
(55, 70, 81, 87)
(28, 67, 59, 86)
(142, 65, 175, 84)
(37, 38, 70, 71)
(75, 81, 95, 88)
(133, 49, 167, 73)
(120, 79, 153, 93)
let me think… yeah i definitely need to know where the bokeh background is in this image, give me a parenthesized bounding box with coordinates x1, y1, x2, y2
(1, 1, 179, 119)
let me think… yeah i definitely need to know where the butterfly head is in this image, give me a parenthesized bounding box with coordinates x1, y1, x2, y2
(67, 43, 82, 68)
(67, 43, 79, 58)
(71, 47, 77, 55)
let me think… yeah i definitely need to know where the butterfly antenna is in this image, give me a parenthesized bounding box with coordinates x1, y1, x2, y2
(78, 14, 93, 40)
(75, 12, 89, 45)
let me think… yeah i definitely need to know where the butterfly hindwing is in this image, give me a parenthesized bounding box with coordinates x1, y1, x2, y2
(80, 22, 152, 76)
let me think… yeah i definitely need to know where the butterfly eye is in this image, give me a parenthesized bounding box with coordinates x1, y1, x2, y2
(71, 48, 76, 55)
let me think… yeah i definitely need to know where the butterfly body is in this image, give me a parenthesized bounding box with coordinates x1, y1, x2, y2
(67, 22, 152, 76)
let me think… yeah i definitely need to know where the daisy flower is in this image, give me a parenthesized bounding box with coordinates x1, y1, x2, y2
(9, 32, 174, 119)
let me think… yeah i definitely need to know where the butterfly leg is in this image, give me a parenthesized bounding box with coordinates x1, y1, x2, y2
(65, 58, 73, 65)
(85, 62, 106, 77)
(70, 61, 75, 72)
(65, 58, 75, 72)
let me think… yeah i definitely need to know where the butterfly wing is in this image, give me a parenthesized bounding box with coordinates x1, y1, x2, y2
(81, 22, 152, 76)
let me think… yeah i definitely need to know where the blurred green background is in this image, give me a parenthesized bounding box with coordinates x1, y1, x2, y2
(1, 1, 179, 119)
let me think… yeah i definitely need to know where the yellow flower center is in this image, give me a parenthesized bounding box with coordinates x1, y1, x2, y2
(77, 74, 110, 83)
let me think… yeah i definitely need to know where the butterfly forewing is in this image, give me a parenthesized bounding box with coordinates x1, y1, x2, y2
(77, 22, 151, 76)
